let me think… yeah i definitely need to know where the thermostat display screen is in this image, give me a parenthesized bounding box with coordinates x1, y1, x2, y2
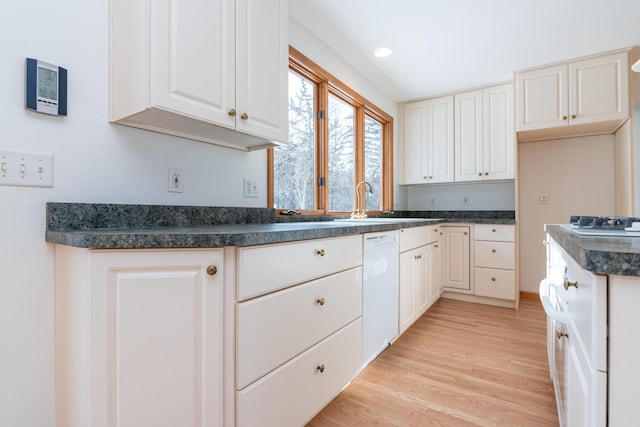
(37, 66, 58, 101)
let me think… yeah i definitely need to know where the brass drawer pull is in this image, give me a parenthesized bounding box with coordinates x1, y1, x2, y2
(317, 364, 325, 373)
(491, 249, 496, 253)
(316, 298, 325, 306)
(241, 112, 249, 120)
(556, 329, 569, 340)
(316, 249, 325, 256)
(491, 277, 496, 282)
(564, 278, 578, 290)
(228, 109, 236, 117)
(206, 265, 217, 276)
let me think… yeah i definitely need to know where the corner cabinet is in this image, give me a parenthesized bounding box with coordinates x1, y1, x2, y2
(440, 226, 471, 292)
(401, 96, 454, 184)
(516, 50, 629, 142)
(54, 247, 224, 427)
(454, 84, 515, 182)
(110, 0, 288, 151)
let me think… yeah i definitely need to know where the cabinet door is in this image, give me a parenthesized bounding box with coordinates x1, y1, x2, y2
(483, 83, 514, 180)
(91, 250, 224, 427)
(415, 245, 430, 315)
(399, 249, 418, 334)
(426, 242, 441, 306)
(516, 64, 568, 131)
(426, 96, 455, 183)
(152, 0, 236, 127)
(236, 0, 289, 142)
(568, 51, 629, 126)
(441, 227, 470, 291)
(454, 90, 483, 182)
(401, 101, 429, 184)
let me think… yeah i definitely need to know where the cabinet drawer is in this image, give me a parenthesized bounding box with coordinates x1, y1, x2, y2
(237, 234, 362, 300)
(399, 226, 430, 252)
(474, 241, 515, 269)
(475, 267, 515, 300)
(427, 225, 442, 244)
(474, 224, 514, 242)
(236, 267, 362, 389)
(237, 318, 362, 427)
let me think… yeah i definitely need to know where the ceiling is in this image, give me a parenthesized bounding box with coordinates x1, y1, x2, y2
(289, 0, 640, 103)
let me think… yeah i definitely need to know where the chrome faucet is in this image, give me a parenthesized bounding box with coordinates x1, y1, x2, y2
(351, 181, 373, 219)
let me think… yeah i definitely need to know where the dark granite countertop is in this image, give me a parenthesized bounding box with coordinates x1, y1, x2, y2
(546, 224, 640, 277)
(45, 203, 516, 249)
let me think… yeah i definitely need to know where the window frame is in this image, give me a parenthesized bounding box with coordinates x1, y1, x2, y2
(268, 46, 393, 216)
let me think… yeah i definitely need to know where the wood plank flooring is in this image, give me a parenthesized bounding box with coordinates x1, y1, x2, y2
(307, 297, 559, 426)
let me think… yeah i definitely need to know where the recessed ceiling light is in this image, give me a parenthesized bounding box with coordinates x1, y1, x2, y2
(374, 47, 392, 58)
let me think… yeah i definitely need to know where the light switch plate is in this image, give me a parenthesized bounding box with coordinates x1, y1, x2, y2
(0, 149, 53, 187)
(244, 178, 258, 198)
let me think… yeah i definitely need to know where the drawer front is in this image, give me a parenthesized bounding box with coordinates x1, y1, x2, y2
(427, 225, 441, 244)
(474, 241, 515, 269)
(237, 318, 362, 427)
(237, 234, 362, 300)
(236, 267, 362, 389)
(399, 225, 430, 252)
(475, 267, 515, 300)
(474, 224, 515, 242)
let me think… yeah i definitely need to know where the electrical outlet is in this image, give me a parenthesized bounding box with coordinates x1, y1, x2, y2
(0, 149, 53, 187)
(539, 193, 549, 205)
(244, 178, 258, 198)
(168, 168, 184, 193)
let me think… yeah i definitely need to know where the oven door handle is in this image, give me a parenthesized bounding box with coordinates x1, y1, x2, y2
(539, 279, 569, 323)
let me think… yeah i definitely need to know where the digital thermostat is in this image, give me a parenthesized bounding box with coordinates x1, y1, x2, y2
(25, 58, 67, 116)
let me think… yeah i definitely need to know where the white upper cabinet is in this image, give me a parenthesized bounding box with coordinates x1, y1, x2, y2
(455, 84, 515, 182)
(110, 0, 288, 151)
(516, 50, 629, 141)
(401, 96, 454, 184)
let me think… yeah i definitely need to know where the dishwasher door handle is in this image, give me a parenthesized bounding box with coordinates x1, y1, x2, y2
(539, 279, 568, 324)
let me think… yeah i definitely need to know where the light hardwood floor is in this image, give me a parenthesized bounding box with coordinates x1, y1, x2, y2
(307, 297, 559, 426)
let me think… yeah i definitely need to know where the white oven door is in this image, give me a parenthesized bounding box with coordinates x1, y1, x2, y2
(540, 279, 568, 427)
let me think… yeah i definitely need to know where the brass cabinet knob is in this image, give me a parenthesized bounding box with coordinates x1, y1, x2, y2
(564, 277, 578, 290)
(316, 249, 325, 256)
(492, 228, 497, 232)
(491, 277, 496, 282)
(571, 114, 576, 119)
(240, 113, 249, 120)
(485, 172, 489, 176)
(491, 249, 496, 253)
(464, 232, 468, 235)
(562, 115, 568, 120)
(434, 245, 438, 248)
(478, 173, 482, 176)
(423, 176, 427, 180)
(428, 176, 433, 179)
(206, 265, 217, 276)
(228, 109, 236, 117)
(556, 329, 569, 340)
(317, 364, 325, 373)
(316, 298, 325, 306)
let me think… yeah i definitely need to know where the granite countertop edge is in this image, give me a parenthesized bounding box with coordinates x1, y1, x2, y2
(46, 217, 516, 249)
(545, 224, 640, 277)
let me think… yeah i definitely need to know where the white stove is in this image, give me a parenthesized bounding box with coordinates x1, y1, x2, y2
(561, 216, 640, 237)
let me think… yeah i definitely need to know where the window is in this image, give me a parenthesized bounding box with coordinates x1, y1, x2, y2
(269, 47, 393, 215)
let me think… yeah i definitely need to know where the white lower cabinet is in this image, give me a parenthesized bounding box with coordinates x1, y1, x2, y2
(54, 247, 224, 427)
(399, 225, 441, 334)
(474, 224, 516, 301)
(235, 235, 363, 426)
(441, 226, 471, 292)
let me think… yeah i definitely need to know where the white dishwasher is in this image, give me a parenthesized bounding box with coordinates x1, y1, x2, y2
(362, 230, 399, 367)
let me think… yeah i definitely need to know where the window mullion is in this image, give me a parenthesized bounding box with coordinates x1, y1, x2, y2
(317, 81, 329, 213)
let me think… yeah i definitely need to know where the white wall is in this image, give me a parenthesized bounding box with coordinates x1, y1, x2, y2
(0, 3, 397, 426)
(518, 134, 616, 293)
(407, 181, 515, 211)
